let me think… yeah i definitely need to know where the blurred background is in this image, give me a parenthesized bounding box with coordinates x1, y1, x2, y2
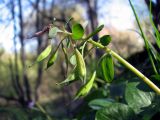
(0, 0, 159, 119)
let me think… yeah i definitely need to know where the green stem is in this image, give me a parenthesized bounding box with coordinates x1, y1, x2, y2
(88, 39, 160, 94)
(36, 102, 53, 120)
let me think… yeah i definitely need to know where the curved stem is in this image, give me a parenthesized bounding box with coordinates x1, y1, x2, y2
(88, 39, 160, 94)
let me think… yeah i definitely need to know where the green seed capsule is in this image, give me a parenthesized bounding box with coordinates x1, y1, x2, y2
(74, 71, 96, 99)
(75, 49, 86, 80)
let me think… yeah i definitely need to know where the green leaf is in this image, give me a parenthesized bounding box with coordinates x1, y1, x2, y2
(47, 51, 58, 68)
(99, 54, 114, 83)
(74, 71, 96, 100)
(36, 45, 52, 62)
(100, 35, 112, 46)
(125, 81, 155, 114)
(95, 103, 135, 120)
(71, 23, 84, 40)
(48, 27, 62, 39)
(88, 98, 114, 110)
(85, 25, 104, 40)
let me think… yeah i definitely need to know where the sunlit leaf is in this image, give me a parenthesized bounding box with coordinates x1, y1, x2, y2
(74, 71, 96, 100)
(100, 35, 112, 46)
(71, 23, 84, 40)
(95, 103, 135, 120)
(36, 45, 52, 62)
(48, 27, 63, 39)
(47, 51, 58, 68)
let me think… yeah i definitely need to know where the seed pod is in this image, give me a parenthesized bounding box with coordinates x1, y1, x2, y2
(36, 45, 52, 62)
(75, 49, 86, 80)
(74, 71, 96, 100)
(100, 54, 114, 83)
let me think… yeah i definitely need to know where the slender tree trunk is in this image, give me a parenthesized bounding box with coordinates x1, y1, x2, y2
(18, 0, 31, 106)
(34, 0, 44, 101)
(86, 0, 103, 57)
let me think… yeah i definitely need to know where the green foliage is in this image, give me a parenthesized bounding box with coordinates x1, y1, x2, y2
(95, 103, 135, 120)
(30, 16, 160, 120)
(71, 23, 84, 40)
(36, 45, 52, 62)
(125, 81, 155, 114)
(88, 98, 114, 110)
(100, 35, 112, 46)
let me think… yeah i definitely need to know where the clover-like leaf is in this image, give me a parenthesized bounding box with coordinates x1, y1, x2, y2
(100, 35, 112, 46)
(71, 23, 84, 40)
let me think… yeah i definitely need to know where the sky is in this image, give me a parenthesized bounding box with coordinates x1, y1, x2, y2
(0, 0, 148, 53)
